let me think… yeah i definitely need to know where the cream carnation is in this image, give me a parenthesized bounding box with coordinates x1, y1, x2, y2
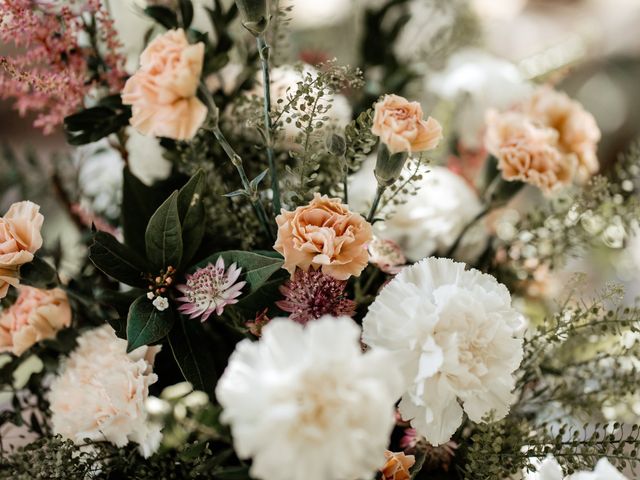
(362, 257, 524, 445)
(216, 316, 403, 480)
(49, 325, 162, 457)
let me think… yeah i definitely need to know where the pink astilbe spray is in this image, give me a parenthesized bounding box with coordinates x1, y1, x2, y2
(0, 0, 126, 133)
(276, 269, 356, 324)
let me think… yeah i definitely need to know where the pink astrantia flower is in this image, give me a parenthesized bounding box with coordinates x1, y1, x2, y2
(276, 269, 356, 324)
(176, 257, 246, 322)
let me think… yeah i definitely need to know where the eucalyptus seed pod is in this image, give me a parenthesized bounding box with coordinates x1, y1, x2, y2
(374, 144, 408, 187)
(235, 0, 269, 36)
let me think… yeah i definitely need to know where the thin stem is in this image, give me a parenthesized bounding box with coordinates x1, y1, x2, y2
(257, 34, 281, 215)
(367, 184, 386, 223)
(342, 165, 349, 205)
(444, 206, 490, 258)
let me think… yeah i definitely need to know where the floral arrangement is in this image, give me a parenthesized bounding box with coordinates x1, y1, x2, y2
(1, 1, 640, 479)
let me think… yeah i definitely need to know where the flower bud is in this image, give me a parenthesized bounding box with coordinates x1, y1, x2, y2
(374, 144, 408, 187)
(325, 132, 347, 157)
(235, 0, 269, 36)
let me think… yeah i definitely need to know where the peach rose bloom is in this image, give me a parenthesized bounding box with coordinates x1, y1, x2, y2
(525, 86, 601, 182)
(274, 194, 373, 280)
(122, 29, 207, 140)
(485, 110, 575, 194)
(0, 286, 71, 356)
(372, 94, 443, 155)
(380, 450, 415, 480)
(0, 201, 44, 299)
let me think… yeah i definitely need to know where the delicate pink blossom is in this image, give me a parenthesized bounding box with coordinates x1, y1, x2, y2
(176, 257, 246, 321)
(276, 269, 356, 324)
(368, 237, 406, 274)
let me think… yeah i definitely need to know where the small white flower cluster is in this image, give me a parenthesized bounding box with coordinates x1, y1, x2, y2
(525, 457, 628, 480)
(49, 325, 162, 458)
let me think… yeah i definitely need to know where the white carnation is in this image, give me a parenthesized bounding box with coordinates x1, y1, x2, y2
(216, 316, 403, 480)
(362, 257, 524, 445)
(126, 128, 172, 186)
(49, 325, 162, 457)
(525, 457, 628, 480)
(349, 158, 487, 262)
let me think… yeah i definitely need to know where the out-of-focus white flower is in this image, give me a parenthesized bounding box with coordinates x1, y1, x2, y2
(75, 140, 124, 220)
(216, 316, 403, 480)
(349, 157, 487, 262)
(205, 62, 245, 96)
(363, 258, 524, 446)
(49, 325, 162, 458)
(126, 128, 172, 185)
(428, 49, 532, 148)
(284, 0, 353, 30)
(525, 457, 628, 480)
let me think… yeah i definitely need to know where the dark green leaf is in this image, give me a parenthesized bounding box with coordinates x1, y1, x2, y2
(178, 0, 194, 27)
(64, 99, 131, 145)
(89, 231, 148, 286)
(19, 256, 58, 289)
(127, 296, 175, 352)
(168, 317, 217, 398)
(144, 5, 178, 29)
(177, 170, 206, 268)
(145, 191, 183, 270)
(213, 466, 252, 479)
(193, 251, 283, 293)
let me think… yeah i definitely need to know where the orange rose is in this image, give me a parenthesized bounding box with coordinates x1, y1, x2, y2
(372, 94, 442, 155)
(274, 194, 373, 280)
(380, 450, 415, 480)
(524, 86, 601, 182)
(0, 201, 44, 298)
(122, 29, 207, 140)
(0, 286, 71, 356)
(485, 110, 574, 194)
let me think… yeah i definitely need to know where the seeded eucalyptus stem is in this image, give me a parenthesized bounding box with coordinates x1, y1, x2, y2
(198, 83, 274, 242)
(257, 34, 282, 215)
(366, 184, 386, 223)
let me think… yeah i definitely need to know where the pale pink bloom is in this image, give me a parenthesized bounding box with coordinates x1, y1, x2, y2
(485, 110, 574, 194)
(368, 237, 406, 274)
(274, 193, 373, 280)
(372, 94, 443, 155)
(122, 28, 207, 140)
(524, 86, 601, 182)
(0, 201, 44, 298)
(276, 269, 356, 324)
(0, 286, 71, 356)
(176, 257, 246, 321)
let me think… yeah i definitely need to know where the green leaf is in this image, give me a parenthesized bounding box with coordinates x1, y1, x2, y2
(177, 170, 206, 268)
(64, 97, 131, 145)
(127, 296, 175, 352)
(144, 5, 178, 29)
(168, 317, 217, 398)
(192, 251, 283, 293)
(19, 256, 58, 289)
(89, 231, 148, 286)
(145, 191, 183, 271)
(178, 0, 194, 28)
(234, 274, 286, 314)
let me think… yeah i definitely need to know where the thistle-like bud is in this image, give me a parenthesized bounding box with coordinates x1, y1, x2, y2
(235, 0, 269, 36)
(374, 143, 408, 187)
(325, 132, 347, 158)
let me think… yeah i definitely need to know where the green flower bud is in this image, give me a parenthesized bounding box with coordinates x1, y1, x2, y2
(235, 0, 269, 36)
(374, 144, 408, 187)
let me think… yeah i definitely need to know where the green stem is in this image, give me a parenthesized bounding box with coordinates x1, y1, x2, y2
(444, 206, 490, 258)
(367, 184, 386, 223)
(343, 165, 349, 205)
(257, 34, 281, 215)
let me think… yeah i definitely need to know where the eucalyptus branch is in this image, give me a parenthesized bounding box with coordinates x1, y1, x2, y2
(257, 34, 281, 215)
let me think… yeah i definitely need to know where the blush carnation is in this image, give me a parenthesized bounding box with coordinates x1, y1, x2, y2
(216, 316, 403, 480)
(49, 325, 161, 458)
(276, 269, 356, 324)
(176, 257, 246, 321)
(0, 286, 71, 356)
(122, 28, 207, 140)
(362, 257, 524, 446)
(274, 193, 373, 280)
(380, 450, 415, 480)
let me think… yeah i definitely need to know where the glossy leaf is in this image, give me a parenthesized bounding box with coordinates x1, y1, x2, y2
(89, 231, 148, 286)
(127, 295, 175, 352)
(145, 191, 183, 271)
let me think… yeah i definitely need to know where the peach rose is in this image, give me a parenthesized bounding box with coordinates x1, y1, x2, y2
(0, 286, 71, 356)
(525, 86, 601, 182)
(0, 201, 44, 298)
(380, 450, 415, 480)
(274, 194, 373, 280)
(485, 110, 575, 194)
(122, 29, 207, 140)
(372, 94, 443, 155)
